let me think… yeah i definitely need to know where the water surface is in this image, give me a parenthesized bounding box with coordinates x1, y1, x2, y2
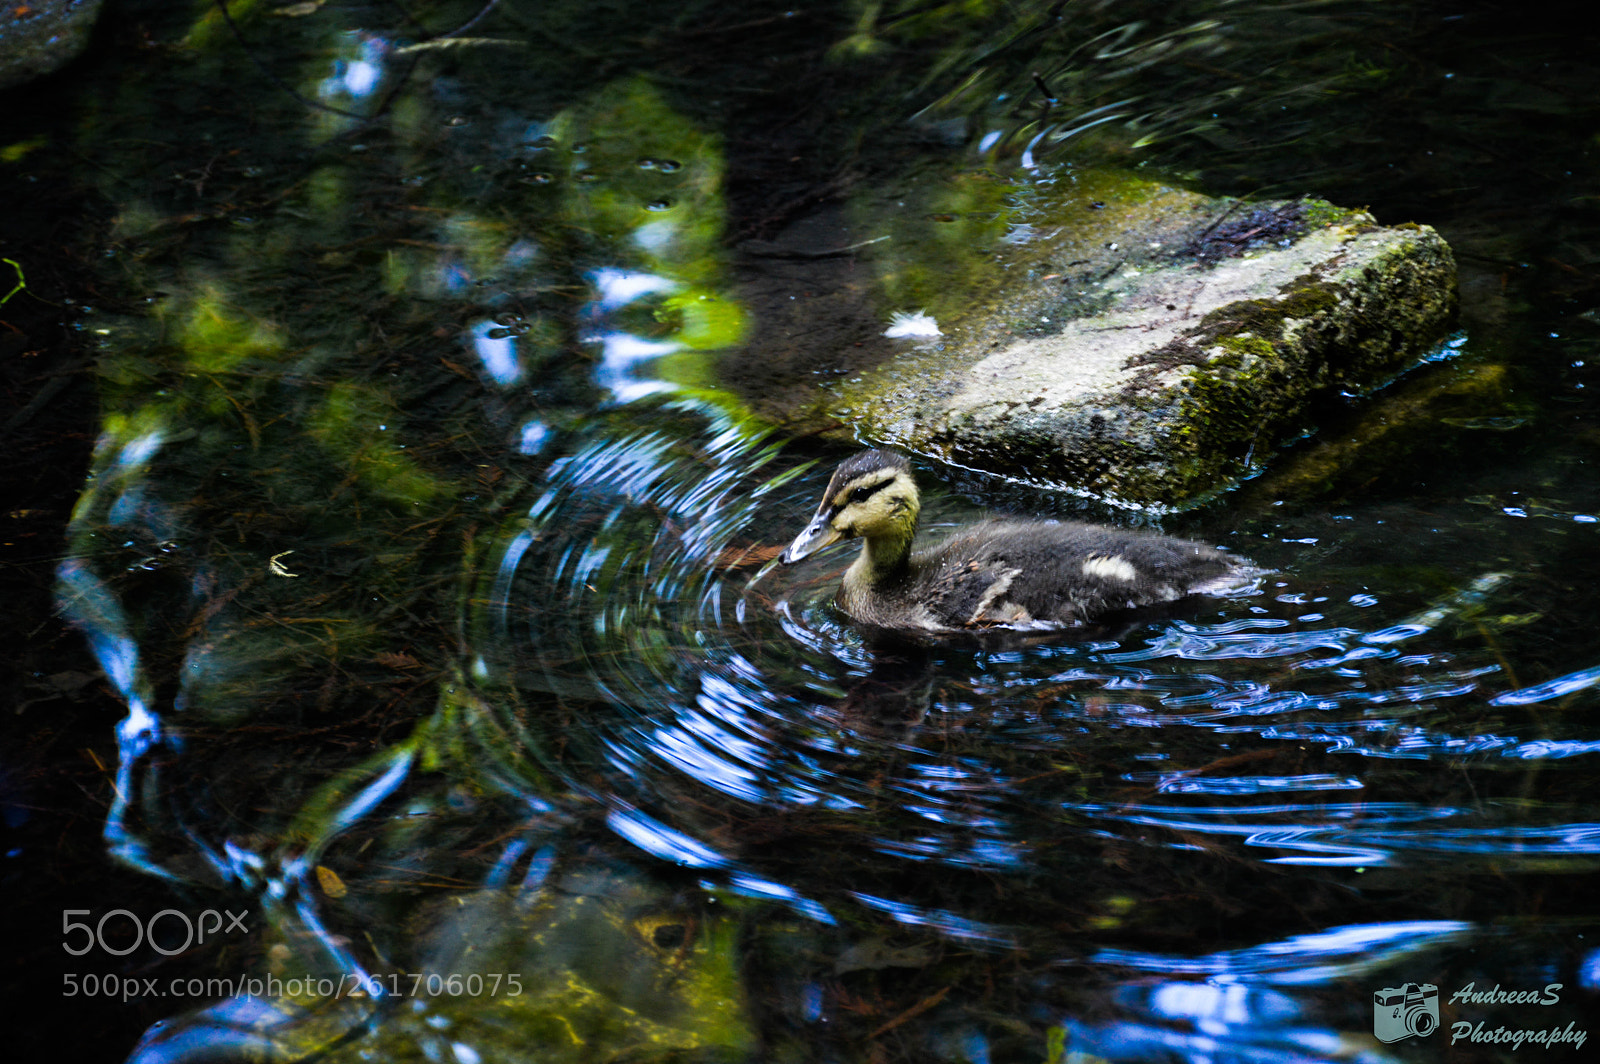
(29, 0, 1600, 1060)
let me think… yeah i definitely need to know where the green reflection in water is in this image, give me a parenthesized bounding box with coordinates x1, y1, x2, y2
(232, 868, 757, 1064)
(56, 6, 793, 1059)
(559, 78, 731, 284)
(401, 870, 754, 1062)
(59, 0, 766, 869)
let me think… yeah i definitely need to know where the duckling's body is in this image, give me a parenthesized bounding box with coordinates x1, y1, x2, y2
(780, 449, 1252, 631)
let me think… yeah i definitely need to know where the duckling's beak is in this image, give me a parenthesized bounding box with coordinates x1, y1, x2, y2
(779, 512, 843, 564)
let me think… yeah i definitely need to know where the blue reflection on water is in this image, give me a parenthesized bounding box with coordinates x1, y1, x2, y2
(590, 267, 677, 310)
(1071, 797, 1600, 866)
(1490, 662, 1600, 705)
(319, 33, 389, 101)
(518, 419, 551, 455)
(851, 892, 1012, 946)
(589, 331, 680, 403)
(1144, 774, 1364, 795)
(1095, 920, 1471, 980)
(607, 804, 729, 868)
(469, 319, 521, 385)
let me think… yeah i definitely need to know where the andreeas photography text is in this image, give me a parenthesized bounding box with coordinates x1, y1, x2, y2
(1372, 980, 1589, 1051)
(1447, 984, 1588, 1052)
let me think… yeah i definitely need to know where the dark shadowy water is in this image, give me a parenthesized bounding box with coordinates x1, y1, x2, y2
(7, 1, 1600, 1061)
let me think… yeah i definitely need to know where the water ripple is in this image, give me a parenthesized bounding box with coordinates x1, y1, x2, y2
(1490, 662, 1600, 705)
(461, 413, 1600, 907)
(1070, 798, 1600, 866)
(1093, 920, 1472, 980)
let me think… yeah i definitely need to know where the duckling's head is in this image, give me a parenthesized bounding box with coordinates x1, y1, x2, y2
(780, 449, 921, 565)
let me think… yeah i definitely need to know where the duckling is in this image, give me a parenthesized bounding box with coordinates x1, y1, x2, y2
(779, 449, 1253, 630)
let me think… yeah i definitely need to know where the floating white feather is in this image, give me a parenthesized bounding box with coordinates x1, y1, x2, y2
(883, 309, 942, 339)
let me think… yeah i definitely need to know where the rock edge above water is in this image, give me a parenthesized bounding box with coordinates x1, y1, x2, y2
(0, 0, 103, 92)
(729, 170, 1457, 509)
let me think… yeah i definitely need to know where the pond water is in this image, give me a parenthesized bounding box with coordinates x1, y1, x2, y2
(25, 0, 1600, 1060)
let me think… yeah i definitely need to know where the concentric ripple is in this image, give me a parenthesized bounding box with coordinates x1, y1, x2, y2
(460, 409, 1600, 939)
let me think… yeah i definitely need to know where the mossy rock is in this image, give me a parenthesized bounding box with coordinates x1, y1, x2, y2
(726, 167, 1457, 509)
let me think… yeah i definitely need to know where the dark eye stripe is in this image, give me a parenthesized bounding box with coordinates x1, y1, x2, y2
(835, 477, 892, 510)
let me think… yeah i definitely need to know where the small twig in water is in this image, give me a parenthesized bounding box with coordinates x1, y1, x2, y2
(739, 236, 891, 260)
(1195, 197, 1249, 243)
(436, 0, 501, 39)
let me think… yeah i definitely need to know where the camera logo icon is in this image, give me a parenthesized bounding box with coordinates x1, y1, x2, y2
(1372, 983, 1440, 1042)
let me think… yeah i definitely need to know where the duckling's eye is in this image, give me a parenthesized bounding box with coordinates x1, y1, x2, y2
(845, 482, 879, 505)
(840, 478, 890, 508)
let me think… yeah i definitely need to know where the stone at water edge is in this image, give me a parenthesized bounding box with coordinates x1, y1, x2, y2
(728, 170, 1457, 509)
(0, 0, 105, 92)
